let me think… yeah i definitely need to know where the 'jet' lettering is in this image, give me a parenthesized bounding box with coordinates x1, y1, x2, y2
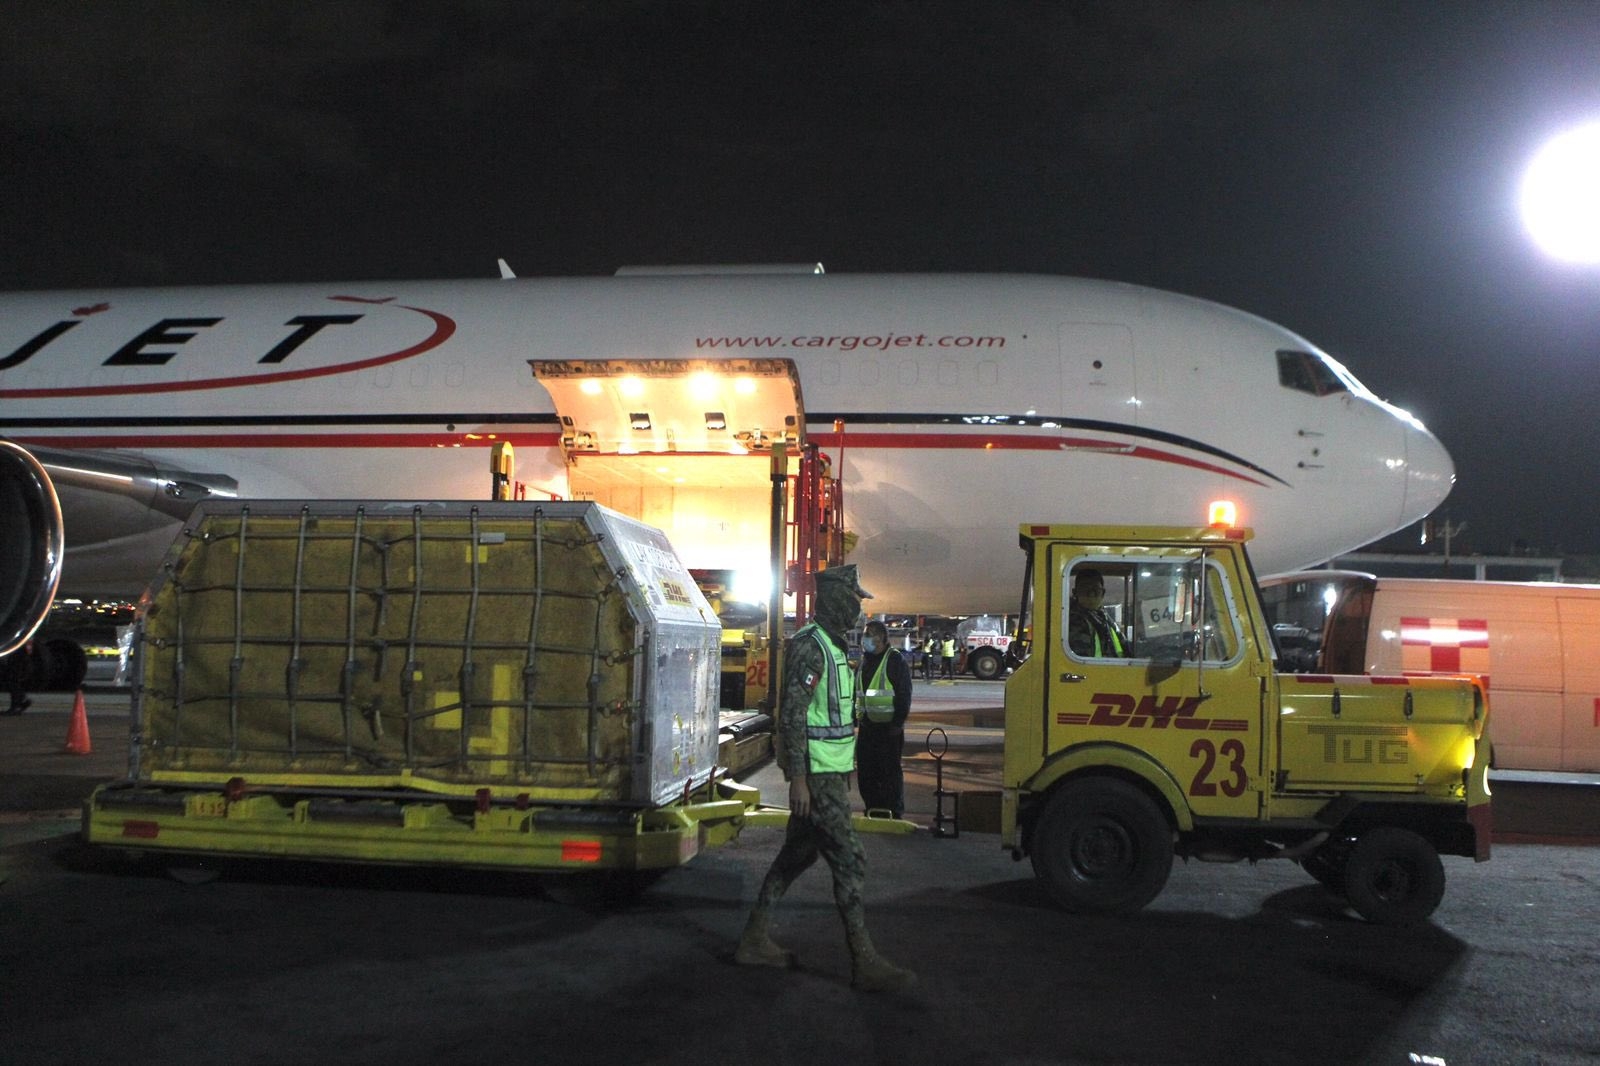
(0, 321, 80, 371)
(258, 314, 363, 364)
(104, 318, 224, 366)
(3, 312, 370, 371)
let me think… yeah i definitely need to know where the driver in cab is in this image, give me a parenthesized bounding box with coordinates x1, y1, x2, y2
(1068, 568, 1126, 658)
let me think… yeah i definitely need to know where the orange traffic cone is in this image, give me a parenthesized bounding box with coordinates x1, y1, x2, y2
(64, 690, 91, 755)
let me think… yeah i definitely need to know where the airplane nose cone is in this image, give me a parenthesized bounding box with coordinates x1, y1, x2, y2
(1402, 422, 1455, 525)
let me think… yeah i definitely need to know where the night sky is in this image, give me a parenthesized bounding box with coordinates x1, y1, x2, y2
(5, 2, 1600, 557)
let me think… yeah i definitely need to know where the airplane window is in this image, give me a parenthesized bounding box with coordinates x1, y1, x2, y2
(1276, 350, 1349, 397)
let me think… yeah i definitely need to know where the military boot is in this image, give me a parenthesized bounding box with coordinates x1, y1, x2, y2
(847, 927, 917, 993)
(733, 907, 797, 969)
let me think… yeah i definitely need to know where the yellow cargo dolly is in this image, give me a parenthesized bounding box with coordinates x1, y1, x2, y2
(87, 773, 763, 873)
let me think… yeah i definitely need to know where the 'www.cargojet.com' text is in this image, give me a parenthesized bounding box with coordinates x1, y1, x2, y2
(694, 332, 1007, 352)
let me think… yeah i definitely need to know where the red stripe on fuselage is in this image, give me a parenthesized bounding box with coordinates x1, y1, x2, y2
(810, 431, 1268, 485)
(32, 432, 567, 450)
(15, 426, 1270, 484)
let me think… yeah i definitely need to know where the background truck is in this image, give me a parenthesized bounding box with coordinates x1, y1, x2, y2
(955, 615, 1017, 680)
(1001, 523, 1491, 925)
(1261, 570, 1600, 773)
(83, 500, 761, 882)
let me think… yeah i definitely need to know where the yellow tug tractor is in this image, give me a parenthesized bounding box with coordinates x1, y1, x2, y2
(1001, 521, 1492, 925)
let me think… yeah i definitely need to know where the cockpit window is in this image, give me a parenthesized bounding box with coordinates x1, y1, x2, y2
(1277, 349, 1350, 397)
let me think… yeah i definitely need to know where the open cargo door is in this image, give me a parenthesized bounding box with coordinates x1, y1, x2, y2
(531, 357, 845, 715)
(532, 357, 804, 592)
(531, 356, 846, 613)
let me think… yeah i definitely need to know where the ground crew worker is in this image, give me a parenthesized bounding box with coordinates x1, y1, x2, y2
(921, 633, 936, 681)
(1068, 567, 1125, 657)
(940, 633, 956, 678)
(856, 619, 912, 819)
(2, 640, 33, 716)
(734, 565, 916, 994)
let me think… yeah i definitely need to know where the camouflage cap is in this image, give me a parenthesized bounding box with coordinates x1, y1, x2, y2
(815, 563, 873, 599)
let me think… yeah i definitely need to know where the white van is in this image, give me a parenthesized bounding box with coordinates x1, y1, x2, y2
(1260, 572, 1600, 773)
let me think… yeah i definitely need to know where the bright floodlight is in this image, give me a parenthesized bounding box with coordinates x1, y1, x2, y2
(730, 568, 770, 605)
(1521, 121, 1600, 263)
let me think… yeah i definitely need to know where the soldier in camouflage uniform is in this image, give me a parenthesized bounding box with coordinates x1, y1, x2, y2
(734, 565, 916, 993)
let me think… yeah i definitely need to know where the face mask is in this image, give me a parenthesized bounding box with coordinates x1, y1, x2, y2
(862, 636, 879, 654)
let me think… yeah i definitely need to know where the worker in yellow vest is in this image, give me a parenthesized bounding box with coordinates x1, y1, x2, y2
(1068, 567, 1126, 657)
(734, 565, 916, 993)
(940, 633, 956, 679)
(856, 619, 912, 818)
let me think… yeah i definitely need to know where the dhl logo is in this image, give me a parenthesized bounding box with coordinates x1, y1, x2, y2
(1056, 693, 1248, 732)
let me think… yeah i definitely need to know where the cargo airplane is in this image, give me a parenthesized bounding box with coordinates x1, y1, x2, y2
(0, 265, 1453, 655)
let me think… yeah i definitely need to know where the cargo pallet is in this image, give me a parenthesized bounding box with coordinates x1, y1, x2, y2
(84, 500, 762, 874)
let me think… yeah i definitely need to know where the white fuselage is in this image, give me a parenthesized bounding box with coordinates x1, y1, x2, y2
(0, 272, 1453, 614)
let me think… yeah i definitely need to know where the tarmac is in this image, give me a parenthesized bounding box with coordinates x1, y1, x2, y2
(2, 680, 1596, 843)
(1, 685, 1597, 1065)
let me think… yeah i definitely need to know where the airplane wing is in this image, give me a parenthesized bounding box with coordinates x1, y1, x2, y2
(28, 444, 238, 522)
(0, 440, 240, 609)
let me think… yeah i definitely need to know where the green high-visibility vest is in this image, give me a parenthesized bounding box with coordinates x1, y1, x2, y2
(860, 653, 896, 724)
(794, 624, 856, 773)
(1093, 616, 1125, 657)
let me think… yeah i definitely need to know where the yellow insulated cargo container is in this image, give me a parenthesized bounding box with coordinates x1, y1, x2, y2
(125, 500, 723, 807)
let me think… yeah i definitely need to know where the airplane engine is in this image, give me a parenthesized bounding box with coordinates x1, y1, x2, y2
(0, 440, 65, 658)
